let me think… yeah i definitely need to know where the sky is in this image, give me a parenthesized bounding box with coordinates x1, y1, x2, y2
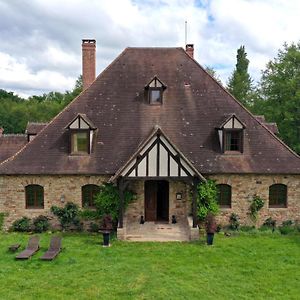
(0, 0, 299, 98)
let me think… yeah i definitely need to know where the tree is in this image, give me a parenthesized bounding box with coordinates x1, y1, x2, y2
(227, 45, 253, 106)
(205, 66, 222, 84)
(253, 42, 300, 154)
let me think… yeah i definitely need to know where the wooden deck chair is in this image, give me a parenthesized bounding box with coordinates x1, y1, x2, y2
(15, 236, 40, 259)
(40, 236, 62, 260)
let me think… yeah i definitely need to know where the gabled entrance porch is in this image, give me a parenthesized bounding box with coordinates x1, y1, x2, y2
(110, 126, 205, 241)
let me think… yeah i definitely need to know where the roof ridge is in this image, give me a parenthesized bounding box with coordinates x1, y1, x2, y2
(1, 134, 27, 137)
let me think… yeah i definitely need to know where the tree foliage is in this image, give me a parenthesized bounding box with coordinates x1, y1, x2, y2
(0, 76, 82, 133)
(227, 45, 254, 106)
(253, 42, 300, 154)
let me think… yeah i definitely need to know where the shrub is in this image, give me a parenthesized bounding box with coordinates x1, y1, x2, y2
(80, 209, 99, 220)
(89, 222, 100, 233)
(278, 226, 295, 235)
(12, 217, 31, 232)
(282, 220, 293, 226)
(196, 180, 219, 221)
(94, 183, 133, 223)
(33, 215, 50, 233)
(239, 225, 255, 232)
(229, 213, 240, 230)
(51, 202, 81, 230)
(250, 195, 265, 221)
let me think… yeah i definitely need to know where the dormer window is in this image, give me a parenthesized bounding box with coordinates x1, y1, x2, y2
(145, 76, 166, 105)
(66, 114, 96, 155)
(217, 114, 245, 153)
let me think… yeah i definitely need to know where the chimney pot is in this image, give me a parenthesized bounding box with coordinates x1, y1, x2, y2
(82, 39, 96, 90)
(186, 44, 194, 58)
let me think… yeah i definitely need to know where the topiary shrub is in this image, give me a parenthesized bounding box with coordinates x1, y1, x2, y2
(229, 213, 240, 230)
(12, 217, 31, 232)
(51, 202, 81, 231)
(196, 180, 219, 222)
(33, 215, 50, 233)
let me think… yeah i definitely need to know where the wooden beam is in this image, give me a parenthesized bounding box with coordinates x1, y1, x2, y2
(192, 177, 200, 228)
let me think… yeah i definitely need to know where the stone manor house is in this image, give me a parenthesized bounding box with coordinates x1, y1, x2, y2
(0, 40, 299, 240)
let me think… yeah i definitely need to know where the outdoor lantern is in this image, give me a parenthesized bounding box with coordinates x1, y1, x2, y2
(176, 192, 182, 200)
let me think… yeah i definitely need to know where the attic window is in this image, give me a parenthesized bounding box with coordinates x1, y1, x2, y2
(66, 114, 96, 155)
(145, 76, 166, 105)
(217, 114, 245, 154)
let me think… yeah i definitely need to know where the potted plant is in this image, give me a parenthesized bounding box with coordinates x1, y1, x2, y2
(99, 214, 113, 247)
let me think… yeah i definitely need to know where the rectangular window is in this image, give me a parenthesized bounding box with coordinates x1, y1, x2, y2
(149, 88, 162, 104)
(71, 131, 89, 154)
(224, 130, 243, 152)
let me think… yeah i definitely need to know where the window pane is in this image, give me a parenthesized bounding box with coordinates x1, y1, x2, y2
(224, 130, 242, 152)
(82, 185, 100, 207)
(217, 184, 231, 207)
(26, 185, 44, 208)
(269, 184, 287, 207)
(72, 132, 88, 153)
(150, 90, 161, 103)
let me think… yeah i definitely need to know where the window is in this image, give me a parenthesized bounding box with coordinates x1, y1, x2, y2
(82, 184, 100, 208)
(146, 76, 166, 105)
(71, 131, 89, 154)
(224, 130, 243, 152)
(216, 184, 231, 208)
(149, 89, 162, 104)
(25, 185, 44, 209)
(269, 184, 287, 208)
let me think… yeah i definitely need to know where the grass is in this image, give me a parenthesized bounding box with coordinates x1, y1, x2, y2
(0, 232, 299, 300)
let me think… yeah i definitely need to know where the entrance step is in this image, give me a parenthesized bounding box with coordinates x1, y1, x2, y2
(124, 222, 190, 242)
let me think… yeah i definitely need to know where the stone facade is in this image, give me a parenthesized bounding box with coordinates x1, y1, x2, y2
(0, 175, 109, 230)
(209, 174, 300, 226)
(125, 180, 190, 225)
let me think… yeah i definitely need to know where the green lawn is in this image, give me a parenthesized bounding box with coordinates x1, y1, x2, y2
(0, 232, 299, 300)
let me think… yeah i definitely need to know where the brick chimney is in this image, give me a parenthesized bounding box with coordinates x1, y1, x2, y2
(0, 128, 3, 136)
(186, 44, 194, 58)
(82, 39, 96, 90)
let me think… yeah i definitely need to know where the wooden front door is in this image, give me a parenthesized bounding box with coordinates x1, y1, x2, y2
(145, 181, 157, 221)
(145, 180, 169, 222)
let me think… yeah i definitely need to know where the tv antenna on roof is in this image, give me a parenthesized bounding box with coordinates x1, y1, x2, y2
(185, 20, 187, 46)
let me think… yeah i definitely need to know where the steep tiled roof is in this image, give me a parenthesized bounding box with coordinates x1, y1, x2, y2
(25, 122, 48, 135)
(0, 134, 27, 163)
(0, 47, 299, 174)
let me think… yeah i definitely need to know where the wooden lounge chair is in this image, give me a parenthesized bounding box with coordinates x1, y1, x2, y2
(15, 236, 40, 259)
(40, 236, 62, 260)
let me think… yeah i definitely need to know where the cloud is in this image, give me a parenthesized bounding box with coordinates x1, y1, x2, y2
(0, 0, 299, 97)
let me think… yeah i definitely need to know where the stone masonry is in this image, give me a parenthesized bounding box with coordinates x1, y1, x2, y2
(209, 174, 300, 226)
(0, 175, 109, 230)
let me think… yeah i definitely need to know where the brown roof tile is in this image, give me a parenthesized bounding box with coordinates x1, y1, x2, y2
(0, 134, 27, 163)
(0, 47, 299, 174)
(25, 122, 48, 135)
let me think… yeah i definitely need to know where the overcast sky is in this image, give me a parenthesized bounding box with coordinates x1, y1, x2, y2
(0, 0, 299, 98)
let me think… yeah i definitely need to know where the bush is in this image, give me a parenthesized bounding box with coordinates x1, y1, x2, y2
(51, 202, 81, 230)
(94, 183, 133, 223)
(282, 220, 293, 226)
(33, 215, 49, 233)
(278, 226, 295, 235)
(240, 225, 255, 232)
(80, 209, 99, 220)
(263, 217, 276, 228)
(12, 217, 31, 232)
(229, 213, 240, 230)
(196, 180, 219, 221)
(89, 222, 100, 233)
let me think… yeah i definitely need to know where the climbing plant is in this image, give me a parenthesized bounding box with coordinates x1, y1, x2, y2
(197, 180, 219, 221)
(249, 195, 265, 221)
